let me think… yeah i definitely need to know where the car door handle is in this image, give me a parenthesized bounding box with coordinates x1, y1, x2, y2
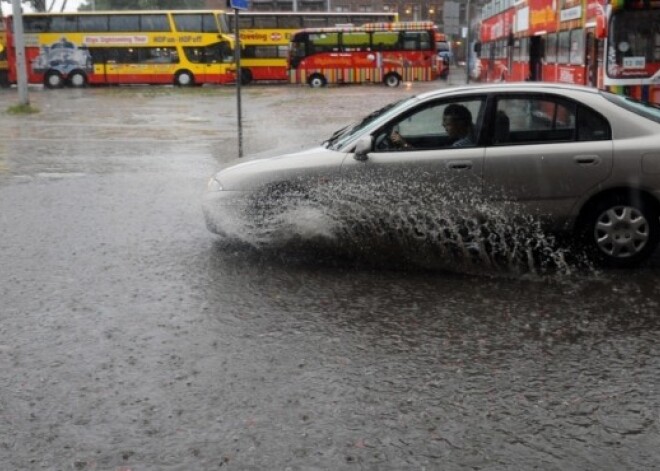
(448, 160, 473, 170)
(574, 155, 601, 166)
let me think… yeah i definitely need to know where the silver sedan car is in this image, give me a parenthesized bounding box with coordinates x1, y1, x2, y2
(204, 83, 660, 268)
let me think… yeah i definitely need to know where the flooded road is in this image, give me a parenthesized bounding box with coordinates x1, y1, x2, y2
(1, 80, 659, 470)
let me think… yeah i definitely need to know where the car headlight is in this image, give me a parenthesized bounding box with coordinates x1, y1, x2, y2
(207, 177, 223, 192)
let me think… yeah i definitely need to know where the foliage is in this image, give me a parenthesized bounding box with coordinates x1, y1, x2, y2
(6, 103, 40, 114)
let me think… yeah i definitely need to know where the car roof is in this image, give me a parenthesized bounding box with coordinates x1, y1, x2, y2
(417, 82, 603, 101)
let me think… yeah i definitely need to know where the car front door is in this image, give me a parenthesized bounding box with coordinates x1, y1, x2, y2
(341, 97, 487, 221)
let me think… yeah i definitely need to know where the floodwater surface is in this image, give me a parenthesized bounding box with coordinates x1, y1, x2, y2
(0, 82, 658, 470)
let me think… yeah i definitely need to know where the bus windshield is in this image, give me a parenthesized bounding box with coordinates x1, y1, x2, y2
(607, 9, 660, 79)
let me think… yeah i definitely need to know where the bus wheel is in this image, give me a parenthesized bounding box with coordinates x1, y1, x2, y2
(68, 71, 87, 88)
(384, 73, 401, 88)
(175, 70, 195, 87)
(44, 71, 64, 89)
(308, 74, 326, 88)
(240, 69, 252, 85)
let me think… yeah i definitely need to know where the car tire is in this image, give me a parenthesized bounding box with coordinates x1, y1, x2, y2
(44, 71, 64, 89)
(384, 73, 401, 88)
(175, 70, 194, 87)
(580, 194, 660, 267)
(68, 70, 87, 88)
(308, 74, 326, 88)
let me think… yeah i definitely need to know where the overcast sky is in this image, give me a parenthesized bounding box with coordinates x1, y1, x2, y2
(2, 0, 84, 15)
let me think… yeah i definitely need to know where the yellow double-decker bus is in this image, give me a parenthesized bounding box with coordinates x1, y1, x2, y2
(226, 11, 398, 84)
(5, 10, 235, 88)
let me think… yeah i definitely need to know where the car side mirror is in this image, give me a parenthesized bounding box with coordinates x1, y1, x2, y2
(353, 135, 373, 161)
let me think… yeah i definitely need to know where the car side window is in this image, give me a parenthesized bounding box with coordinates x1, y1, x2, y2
(576, 105, 611, 141)
(374, 98, 486, 152)
(493, 96, 577, 145)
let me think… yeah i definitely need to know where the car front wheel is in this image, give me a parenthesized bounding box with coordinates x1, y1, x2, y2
(581, 194, 660, 267)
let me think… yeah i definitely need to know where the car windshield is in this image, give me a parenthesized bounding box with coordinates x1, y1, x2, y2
(602, 91, 660, 123)
(324, 96, 417, 150)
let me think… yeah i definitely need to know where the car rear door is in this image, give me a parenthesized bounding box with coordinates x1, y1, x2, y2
(483, 94, 613, 225)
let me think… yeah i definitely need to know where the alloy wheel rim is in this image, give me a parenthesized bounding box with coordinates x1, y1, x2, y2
(594, 205, 649, 258)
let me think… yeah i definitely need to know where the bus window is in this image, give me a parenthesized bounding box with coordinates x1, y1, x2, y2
(23, 16, 50, 33)
(372, 31, 398, 51)
(308, 33, 339, 53)
(79, 15, 109, 33)
(140, 14, 169, 32)
(50, 16, 78, 33)
(546, 33, 557, 63)
(569, 29, 585, 65)
(558, 31, 570, 64)
(174, 14, 210, 33)
(342, 32, 370, 52)
(109, 15, 140, 33)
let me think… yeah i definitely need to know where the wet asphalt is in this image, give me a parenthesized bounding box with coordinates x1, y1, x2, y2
(1, 73, 659, 470)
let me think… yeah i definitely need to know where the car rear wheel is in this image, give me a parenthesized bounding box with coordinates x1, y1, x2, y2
(581, 194, 660, 267)
(308, 74, 326, 88)
(44, 71, 64, 89)
(384, 73, 401, 88)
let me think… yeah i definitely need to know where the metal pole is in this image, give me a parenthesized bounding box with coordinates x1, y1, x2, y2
(465, 0, 471, 84)
(327, 0, 331, 12)
(293, 0, 298, 12)
(11, 0, 29, 105)
(234, 8, 243, 157)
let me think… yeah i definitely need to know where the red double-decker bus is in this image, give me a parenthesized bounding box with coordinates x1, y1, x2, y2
(289, 21, 442, 88)
(475, 0, 660, 104)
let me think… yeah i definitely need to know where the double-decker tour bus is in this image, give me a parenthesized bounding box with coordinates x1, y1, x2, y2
(5, 10, 235, 88)
(225, 11, 398, 84)
(289, 21, 442, 88)
(0, 11, 9, 88)
(475, 0, 660, 104)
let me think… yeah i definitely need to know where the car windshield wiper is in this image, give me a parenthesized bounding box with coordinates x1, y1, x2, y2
(323, 125, 350, 148)
(323, 99, 408, 150)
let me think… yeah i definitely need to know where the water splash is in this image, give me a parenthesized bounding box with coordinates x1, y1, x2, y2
(207, 179, 592, 277)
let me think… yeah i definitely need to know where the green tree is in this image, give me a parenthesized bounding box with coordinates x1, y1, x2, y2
(0, 0, 69, 12)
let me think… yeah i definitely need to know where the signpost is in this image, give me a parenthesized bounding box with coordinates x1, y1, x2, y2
(228, 0, 248, 157)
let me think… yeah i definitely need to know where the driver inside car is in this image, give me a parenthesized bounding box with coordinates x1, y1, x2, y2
(389, 103, 476, 149)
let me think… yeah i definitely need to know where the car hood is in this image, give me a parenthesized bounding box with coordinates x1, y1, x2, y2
(215, 146, 348, 191)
